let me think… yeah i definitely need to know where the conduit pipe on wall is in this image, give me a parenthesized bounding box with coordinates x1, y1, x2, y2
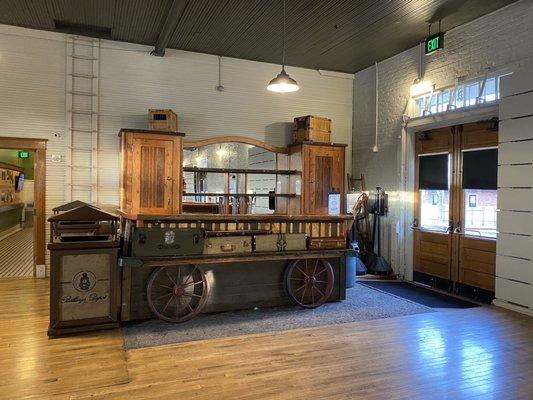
(373, 61, 379, 153)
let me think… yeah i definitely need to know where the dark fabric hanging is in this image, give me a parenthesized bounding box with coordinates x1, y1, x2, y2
(462, 148, 498, 189)
(419, 154, 449, 190)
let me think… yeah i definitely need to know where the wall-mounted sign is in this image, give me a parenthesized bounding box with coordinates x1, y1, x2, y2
(425, 32, 444, 55)
(18, 151, 29, 159)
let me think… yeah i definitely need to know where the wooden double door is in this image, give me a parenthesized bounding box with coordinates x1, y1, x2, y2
(413, 121, 498, 292)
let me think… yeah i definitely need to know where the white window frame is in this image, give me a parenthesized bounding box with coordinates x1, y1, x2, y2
(412, 71, 513, 118)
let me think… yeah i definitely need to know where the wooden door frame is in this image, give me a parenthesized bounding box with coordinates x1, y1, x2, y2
(412, 121, 498, 289)
(0, 137, 47, 276)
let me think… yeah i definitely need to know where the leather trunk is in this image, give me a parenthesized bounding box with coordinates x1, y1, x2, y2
(308, 237, 346, 250)
(203, 236, 252, 255)
(254, 233, 308, 252)
(131, 227, 204, 257)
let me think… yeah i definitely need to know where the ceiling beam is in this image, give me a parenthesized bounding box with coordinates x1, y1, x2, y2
(151, 0, 190, 57)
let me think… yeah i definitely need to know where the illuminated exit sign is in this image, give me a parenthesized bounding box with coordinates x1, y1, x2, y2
(425, 32, 444, 55)
(18, 151, 29, 159)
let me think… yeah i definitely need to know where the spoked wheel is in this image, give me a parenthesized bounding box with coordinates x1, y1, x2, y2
(146, 265, 208, 323)
(284, 258, 334, 308)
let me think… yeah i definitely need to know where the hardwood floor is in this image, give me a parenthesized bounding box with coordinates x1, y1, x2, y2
(0, 278, 531, 400)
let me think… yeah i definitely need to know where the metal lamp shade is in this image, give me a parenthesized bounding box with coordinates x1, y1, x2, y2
(267, 68, 299, 93)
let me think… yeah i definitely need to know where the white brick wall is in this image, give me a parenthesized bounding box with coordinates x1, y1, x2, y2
(352, 0, 533, 275)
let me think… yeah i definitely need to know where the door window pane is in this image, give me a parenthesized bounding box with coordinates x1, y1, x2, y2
(463, 189, 497, 238)
(420, 189, 450, 231)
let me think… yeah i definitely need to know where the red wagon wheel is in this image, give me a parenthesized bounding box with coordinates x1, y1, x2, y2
(284, 258, 334, 308)
(146, 265, 208, 323)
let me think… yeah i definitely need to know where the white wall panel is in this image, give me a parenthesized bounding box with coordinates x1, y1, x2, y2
(495, 65, 533, 314)
(499, 91, 533, 120)
(498, 164, 533, 187)
(498, 188, 533, 211)
(498, 211, 533, 235)
(496, 255, 533, 284)
(495, 277, 533, 309)
(499, 141, 533, 164)
(499, 116, 533, 143)
(0, 25, 67, 275)
(497, 233, 533, 260)
(97, 41, 353, 206)
(500, 69, 533, 97)
(0, 24, 353, 274)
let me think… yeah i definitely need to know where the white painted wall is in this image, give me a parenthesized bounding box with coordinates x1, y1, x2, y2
(352, 0, 533, 277)
(0, 24, 353, 274)
(494, 70, 533, 315)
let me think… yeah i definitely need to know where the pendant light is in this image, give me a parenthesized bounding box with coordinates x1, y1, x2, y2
(267, 0, 299, 93)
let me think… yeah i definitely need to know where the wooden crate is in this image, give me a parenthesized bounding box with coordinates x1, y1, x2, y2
(293, 115, 331, 143)
(148, 109, 178, 132)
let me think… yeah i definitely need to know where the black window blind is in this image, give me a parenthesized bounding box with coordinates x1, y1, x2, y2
(462, 148, 498, 190)
(419, 154, 449, 190)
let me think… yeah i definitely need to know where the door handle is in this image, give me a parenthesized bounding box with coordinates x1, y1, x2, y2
(454, 222, 461, 233)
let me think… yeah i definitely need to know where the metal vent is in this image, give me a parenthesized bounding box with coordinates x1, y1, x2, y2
(54, 20, 112, 39)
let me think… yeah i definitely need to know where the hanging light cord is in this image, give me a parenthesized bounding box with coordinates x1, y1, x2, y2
(282, 0, 286, 69)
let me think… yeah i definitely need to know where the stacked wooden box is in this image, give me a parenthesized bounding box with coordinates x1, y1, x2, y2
(148, 109, 178, 132)
(293, 115, 331, 143)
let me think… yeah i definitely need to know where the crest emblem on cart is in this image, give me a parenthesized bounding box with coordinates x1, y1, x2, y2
(164, 230, 176, 245)
(72, 271, 96, 292)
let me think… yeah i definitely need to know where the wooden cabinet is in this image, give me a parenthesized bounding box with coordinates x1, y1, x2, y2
(289, 142, 345, 215)
(119, 129, 183, 218)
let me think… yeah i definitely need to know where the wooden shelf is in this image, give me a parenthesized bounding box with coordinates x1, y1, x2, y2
(120, 212, 354, 222)
(183, 193, 298, 198)
(183, 167, 300, 175)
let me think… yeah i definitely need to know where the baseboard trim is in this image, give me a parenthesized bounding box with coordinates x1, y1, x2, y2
(35, 264, 46, 278)
(492, 299, 533, 316)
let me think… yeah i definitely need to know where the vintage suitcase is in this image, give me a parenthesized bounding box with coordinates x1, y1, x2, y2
(308, 236, 346, 250)
(254, 233, 307, 252)
(204, 236, 252, 255)
(131, 227, 204, 257)
(148, 109, 178, 131)
(293, 115, 331, 144)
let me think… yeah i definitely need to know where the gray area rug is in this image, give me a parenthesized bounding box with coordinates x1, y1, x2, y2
(122, 282, 433, 349)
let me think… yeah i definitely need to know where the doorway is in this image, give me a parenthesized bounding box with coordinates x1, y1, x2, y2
(413, 121, 498, 296)
(0, 138, 46, 278)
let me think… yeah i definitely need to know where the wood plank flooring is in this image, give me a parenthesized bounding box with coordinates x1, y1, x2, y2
(0, 278, 531, 399)
(0, 228, 33, 278)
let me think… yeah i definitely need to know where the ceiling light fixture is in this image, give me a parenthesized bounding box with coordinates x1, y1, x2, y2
(267, 0, 299, 93)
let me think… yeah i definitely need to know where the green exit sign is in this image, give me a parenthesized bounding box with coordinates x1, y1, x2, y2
(18, 151, 29, 159)
(425, 32, 444, 55)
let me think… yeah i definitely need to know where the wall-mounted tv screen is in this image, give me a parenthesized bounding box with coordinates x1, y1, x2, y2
(15, 172, 25, 192)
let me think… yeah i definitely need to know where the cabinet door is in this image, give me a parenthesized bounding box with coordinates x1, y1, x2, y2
(132, 138, 174, 214)
(307, 146, 344, 214)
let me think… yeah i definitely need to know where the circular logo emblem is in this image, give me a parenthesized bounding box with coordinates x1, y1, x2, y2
(72, 271, 96, 292)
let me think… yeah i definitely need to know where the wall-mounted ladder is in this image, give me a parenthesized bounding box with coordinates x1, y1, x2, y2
(65, 36, 100, 204)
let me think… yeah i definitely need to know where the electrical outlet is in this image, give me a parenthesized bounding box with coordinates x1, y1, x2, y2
(372, 145, 379, 153)
(36, 264, 46, 278)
